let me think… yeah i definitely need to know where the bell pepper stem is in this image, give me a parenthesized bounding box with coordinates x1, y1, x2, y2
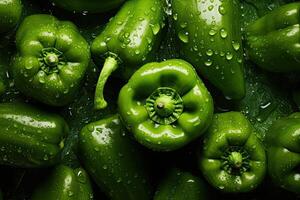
(94, 56, 119, 110)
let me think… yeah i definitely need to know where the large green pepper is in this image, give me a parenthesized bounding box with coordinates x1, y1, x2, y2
(154, 168, 208, 200)
(118, 59, 213, 151)
(266, 113, 300, 193)
(12, 14, 90, 106)
(199, 112, 266, 193)
(0, 103, 68, 167)
(0, 0, 22, 33)
(79, 115, 153, 200)
(31, 165, 93, 199)
(245, 3, 300, 72)
(91, 0, 165, 109)
(49, 0, 125, 13)
(172, 0, 245, 100)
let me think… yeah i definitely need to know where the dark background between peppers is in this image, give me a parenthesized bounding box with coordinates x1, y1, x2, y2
(0, 0, 299, 199)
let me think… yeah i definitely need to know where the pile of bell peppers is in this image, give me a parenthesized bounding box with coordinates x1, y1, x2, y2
(0, 0, 299, 199)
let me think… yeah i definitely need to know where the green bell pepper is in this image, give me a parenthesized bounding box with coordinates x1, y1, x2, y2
(91, 0, 165, 109)
(199, 112, 266, 193)
(118, 59, 214, 151)
(49, 0, 125, 14)
(12, 14, 90, 106)
(266, 113, 300, 193)
(154, 168, 208, 200)
(31, 165, 93, 200)
(79, 115, 153, 200)
(245, 3, 300, 72)
(172, 0, 245, 100)
(0, 0, 22, 33)
(0, 103, 68, 167)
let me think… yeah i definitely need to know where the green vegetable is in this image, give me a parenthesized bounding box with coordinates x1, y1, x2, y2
(199, 112, 266, 193)
(234, 63, 293, 141)
(172, 0, 245, 100)
(49, 0, 125, 13)
(246, 3, 300, 72)
(91, 0, 165, 109)
(0, 103, 68, 167)
(154, 168, 208, 200)
(118, 59, 213, 151)
(0, 0, 22, 33)
(266, 113, 300, 193)
(79, 115, 153, 200)
(12, 14, 90, 106)
(31, 165, 93, 199)
(0, 189, 2, 200)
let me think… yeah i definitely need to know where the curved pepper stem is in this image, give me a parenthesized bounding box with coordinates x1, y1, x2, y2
(228, 151, 243, 169)
(94, 57, 119, 110)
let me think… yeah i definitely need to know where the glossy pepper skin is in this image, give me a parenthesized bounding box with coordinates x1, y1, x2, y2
(12, 14, 90, 106)
(50, 0, 125, 14)
(0, 0, 22, 33)
(266, 113, 300, 193)
(91, 0, 165, 109)
(118, 59, 214, 151)
(31, 165, 93, 200)
(79, 115, 153, 200)
(199, 112, 266, 193)
(0, 103, 68, 167)
(154, 168, 208, 200)
(172, 0, 245, 100)
(246, 3, 300, 72)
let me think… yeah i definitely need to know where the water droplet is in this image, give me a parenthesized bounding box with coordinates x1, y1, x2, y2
(226, 52, 233, 60)
(150, 24, 160, 35)
(220, 28, 228, 39)
(178, 31, 189, 43)
(232, 41, 240, 51)
(209, 29, 217, 36)
(180, 22, 187, 28)
(205, 59, 213, 66)
(208, 5, 214, 11)
(206, 49, 213, 56)
(77, 171, 87, 183)
(219, 6, 226, 15)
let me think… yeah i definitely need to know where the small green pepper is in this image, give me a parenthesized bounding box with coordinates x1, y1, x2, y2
(79, 115, 153, 200)
(118, 59, 214, 151)
(199, 112, 266, 193)
(0, 0, 22, 33)
(31, 165, 93, 200)
(245, 3, 300, 72)
(91, 0, 165, 109)
(12, 14, 90, 106)
(49, 0, 125, 13)
(172, 0, 245, 100)
(154, 168, 208, 200)
(266, 113, 300, 193)
(0, 103, 68, 167)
